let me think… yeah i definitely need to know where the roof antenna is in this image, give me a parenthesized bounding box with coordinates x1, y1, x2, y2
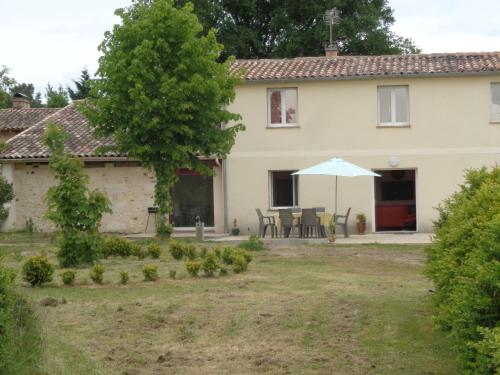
(323, 8, 341, 57)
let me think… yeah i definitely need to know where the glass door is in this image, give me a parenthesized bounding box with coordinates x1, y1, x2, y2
(172, 174, 214, 227)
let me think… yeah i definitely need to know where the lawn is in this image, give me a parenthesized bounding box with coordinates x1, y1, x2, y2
(1, 233, 459, 374)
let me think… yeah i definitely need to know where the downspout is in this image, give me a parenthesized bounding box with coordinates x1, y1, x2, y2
(222, 158, 228, 234)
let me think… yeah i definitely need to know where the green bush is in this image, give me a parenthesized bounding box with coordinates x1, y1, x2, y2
(232, 254, 248, 274)
(202, 251, 220, 277)
(22, 256, 54, 287)
(89, 263, 105, 284)
(60, 270, 76, 286)
(119, 271, 129, 285)
(219, 266, 228, 276)
(147, 242, 162, 259)
(237, 235, 265, 251)
(0, 257, 41, 374)
(185, 260, 201, 277)
(426, 166, 500, 373)
(169, 240, 185, 260)
(58, 231, 103, 268)
(142, 264, 159, 281)
(103, 236, 133, 258)
(131, 242, 146, 259)
(169, 269, 177, 279)
(0, 176, 14, 225)
(221, 247, 234, 265)
(199, 246, 208, 258)
(213, 246, 222, 259)
(184, 243, 197, 260)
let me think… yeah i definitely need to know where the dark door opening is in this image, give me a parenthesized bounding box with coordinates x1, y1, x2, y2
(374, 169, 416, 231)
(172, 174, 214, 227)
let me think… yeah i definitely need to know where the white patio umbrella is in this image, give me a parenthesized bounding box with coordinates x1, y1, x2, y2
(292, 157, 381, 216)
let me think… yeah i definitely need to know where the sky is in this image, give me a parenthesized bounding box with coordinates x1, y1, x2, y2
(1, 0, 499, 97)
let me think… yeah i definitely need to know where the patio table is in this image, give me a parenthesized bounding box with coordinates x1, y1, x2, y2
(273, 211, 333, 237)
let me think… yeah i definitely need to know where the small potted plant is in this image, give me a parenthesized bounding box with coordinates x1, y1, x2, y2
(231, 218, 240, 236)
(356, 213, 367, 234)
(328, 218, 336, 243)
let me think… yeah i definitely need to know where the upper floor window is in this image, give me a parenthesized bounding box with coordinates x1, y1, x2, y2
(268, 88, 298, 127)
(269, 170, 298, 208)
(378, 86, 409, 126)
(491, 83, 500, 123)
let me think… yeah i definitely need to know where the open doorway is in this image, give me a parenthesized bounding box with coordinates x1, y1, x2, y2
(374, 169, 416, 231)
(172, 173, 214, 227)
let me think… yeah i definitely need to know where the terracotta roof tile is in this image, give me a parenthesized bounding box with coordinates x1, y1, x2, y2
(0, 108, 61, 131)
(0, 104, 121, 160)
(231, 52, 500, 81)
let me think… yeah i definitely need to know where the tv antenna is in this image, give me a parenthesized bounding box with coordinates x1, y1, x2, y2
(323, 8, 341, 48)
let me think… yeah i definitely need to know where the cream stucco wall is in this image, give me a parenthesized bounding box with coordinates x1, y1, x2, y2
(4, 162, 224, 234)
(226, 75, 500, 234)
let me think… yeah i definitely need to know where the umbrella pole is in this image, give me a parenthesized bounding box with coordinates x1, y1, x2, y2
(334, 175, 338, 218)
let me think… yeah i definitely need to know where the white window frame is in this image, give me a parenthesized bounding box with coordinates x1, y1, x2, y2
(268, 170, 299, 209)
(490, 82, 500, 123)
(377, 85, 410, 126)
(267, 88, 298, 127)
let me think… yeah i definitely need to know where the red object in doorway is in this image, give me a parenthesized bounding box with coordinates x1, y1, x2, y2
(376, 205, 410, 229)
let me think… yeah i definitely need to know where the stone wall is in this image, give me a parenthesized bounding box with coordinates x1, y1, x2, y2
(11, 162, 156, 233)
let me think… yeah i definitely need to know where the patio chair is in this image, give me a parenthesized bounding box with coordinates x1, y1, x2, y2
(255, 208, 277, 238)
(279, 209, 300, 238)
(301, 208, 320, 238)
(313, 207, 326, 212)
(334, 207, 351, 238)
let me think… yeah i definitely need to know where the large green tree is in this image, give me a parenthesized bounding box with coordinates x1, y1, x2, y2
(0, 66, 16, 109)
(83, 0, 244, 235)
(10, 83, 44, 108)
(175, 0, 419, 59)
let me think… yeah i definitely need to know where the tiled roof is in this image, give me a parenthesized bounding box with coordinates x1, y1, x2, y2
(0, 104, 120, 160)
(231, 52, 500, 81)
(0, 108, 61, 131)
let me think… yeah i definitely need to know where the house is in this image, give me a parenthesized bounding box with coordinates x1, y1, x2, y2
(1, 51, 499, 234)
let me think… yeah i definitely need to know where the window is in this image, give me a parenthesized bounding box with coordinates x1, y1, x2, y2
(491, 83, 500, 122)
(378, 86, 409, 126)
(269, 171, 298, 208)
(268, 88, 298, 127)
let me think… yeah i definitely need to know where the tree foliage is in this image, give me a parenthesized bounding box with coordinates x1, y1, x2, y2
(426, 166, 500, 374)
(175, 0, 420, 59)
(84, 0, 244, 235)
(45, 83, 69, 108)
(43, 124, 111, 267)
(0, 66, 44, 108)
(68, 68, 92, 100)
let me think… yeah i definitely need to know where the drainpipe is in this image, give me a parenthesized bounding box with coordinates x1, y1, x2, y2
(222, 158, 229, 234)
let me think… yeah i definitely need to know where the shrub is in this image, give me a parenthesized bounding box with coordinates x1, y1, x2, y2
(237, 235, 264, 251)
(426, 166, 500, 373)
(147, 242, 161, 259)
(0, 258, 41, 374)
(202, 251, 220, 277)
(213, 246, 222, 259)
(219, 266, 228, 276)
(60, 270, 76, 286)
(184, 243, 197, 260)
(89, 263, 105, 284)
(222, 247, 234, 265)
(131, 243, 146, 259)
(185, 260, 201, 277)
(58, 231, 103, 268)
(169, 269, 177, 279)
(199, 246, 208, 258)
(232, 254, 248, 274)
(103, 236, 133, 258)
(0, 176, 14, 225)
(142, 264, 159, 281)
(169, 240, 185, 260)
(22, 256, 54, 287)
(119, 271, 129, 285)
(237, 249, 253, 264)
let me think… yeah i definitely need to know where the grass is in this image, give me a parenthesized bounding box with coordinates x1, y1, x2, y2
(0, 232, 459, 374)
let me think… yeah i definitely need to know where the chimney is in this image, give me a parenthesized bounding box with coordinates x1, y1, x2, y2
(12, 93, 30, 109)
(325, 43, 338, 58)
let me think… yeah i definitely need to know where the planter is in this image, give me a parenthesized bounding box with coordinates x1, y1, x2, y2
(328, 234, 336, 243)
(231, 228, 240, 236)
(356, 222, 366, 235)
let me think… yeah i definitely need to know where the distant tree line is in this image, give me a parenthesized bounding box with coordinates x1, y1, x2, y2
(0, 66, 92, 109)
